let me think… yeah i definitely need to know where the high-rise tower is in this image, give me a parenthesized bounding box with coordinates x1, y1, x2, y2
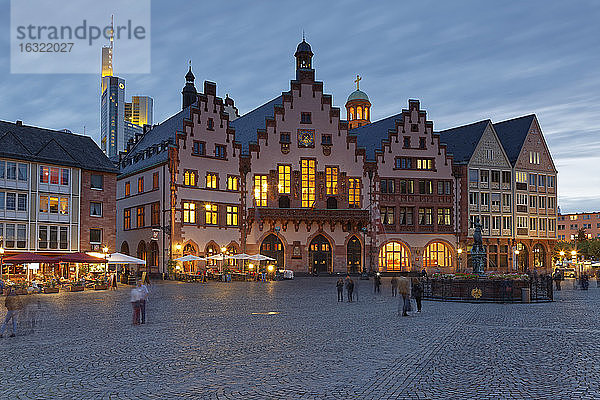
(101, 16, 114, 93)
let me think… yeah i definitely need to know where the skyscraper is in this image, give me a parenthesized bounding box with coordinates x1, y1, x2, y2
(100, 76, 125, 158)
(101, 16, 114, 93)
(125, 96, 153, 126)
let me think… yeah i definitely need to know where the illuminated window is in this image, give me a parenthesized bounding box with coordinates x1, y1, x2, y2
(416, 159, 433, 170)
(418, 207, 433, 225)
(50, 167, 59, 184)
(227, 176, 239, 191)
(326, 166, 338, 195)
(349, 107, 354, 120)
(39, 196, 48, 213)
(379, 241, 410, 272)
(424, 242, 453, 268)
(357, 106, 362, 119)
(348, 178, 361, 207)
(437, 208, 451, 225)
(206, 173, 218, 189)
(205, 203, 217, 225)
(183, 202, 196, 223)
(49, 197, 59, 213)
(137, 206, 145, 227)
(226, 206, 238, 226)
(124, 209, 131, 230)
(278, 165, 291, 194)
(138, 177, 144, 193)
(516, 171, 527, 183)
(301, 159, 316, 207)
(254, 175, 268, 207)
(39, 166, 49, 183)
(125, 182, 130, 197)
(364, 107, 369, 120)
(184, 170, 196, 186)
(153, 172, 159, 189)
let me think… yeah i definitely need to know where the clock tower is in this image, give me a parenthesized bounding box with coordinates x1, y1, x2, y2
(346, 75, 371, 129)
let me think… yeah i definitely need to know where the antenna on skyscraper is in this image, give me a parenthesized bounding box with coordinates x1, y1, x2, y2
(110, 14, 114, 50)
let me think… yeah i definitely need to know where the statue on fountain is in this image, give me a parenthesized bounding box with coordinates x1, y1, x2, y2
(470, 218, 486, 274)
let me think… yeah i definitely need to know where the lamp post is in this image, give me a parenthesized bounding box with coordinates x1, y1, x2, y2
(457, 248, 463, 272)
(221, 246, 227, 275)
(515, 249, 520, 273)
(571, 249, 578, 280)
(175, 244, 182, 274)
(0, 245, 4, 281)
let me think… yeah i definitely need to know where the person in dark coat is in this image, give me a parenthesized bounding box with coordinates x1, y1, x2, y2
(374, 273, 382, 293)
(412, 278, 423, 313)
(345, 276, 354, 302)
(553, 270, 562, 291)
(336, 278, 344, 302)
(390, 275, 398, 297)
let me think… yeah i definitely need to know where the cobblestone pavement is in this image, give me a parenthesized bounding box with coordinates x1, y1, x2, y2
(1, 277, 599, 399)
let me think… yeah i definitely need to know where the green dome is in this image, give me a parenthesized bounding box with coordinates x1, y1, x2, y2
(347, 90, 370, 102)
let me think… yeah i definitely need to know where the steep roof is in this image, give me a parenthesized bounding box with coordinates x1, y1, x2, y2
(437, 120, 491, 164)
(348, 113, 402, 161)
(230, 96, 282, 154)
(493, 114, 536, 165)
(119, 106, 190, 176)
(0, 121, 117, 173)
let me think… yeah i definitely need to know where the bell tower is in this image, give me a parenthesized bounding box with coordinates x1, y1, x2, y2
(346, 75, 371, 129)
(182, 62, 197, 110)
(294, 36, 314, 81)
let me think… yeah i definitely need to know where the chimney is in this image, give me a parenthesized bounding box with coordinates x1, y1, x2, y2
(16, 120, 22, 126)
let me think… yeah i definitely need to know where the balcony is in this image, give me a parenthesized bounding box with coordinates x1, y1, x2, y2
(248, 207, 370, 224)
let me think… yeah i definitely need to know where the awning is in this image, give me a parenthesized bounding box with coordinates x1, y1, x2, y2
(54, 252, 107, 264)
(3, 253, 56, 264)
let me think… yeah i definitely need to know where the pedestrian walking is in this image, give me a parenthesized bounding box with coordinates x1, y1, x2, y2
(412, 278, 423, 313)
(374, 273, 382, 293)
(345, 275, 354, 302)
(398, 277, 411, 316)
(0, 288, 22, 337)
(131, 284, 142, 325)
(390, 275, 398, 297)
(111, 273, 118, 290)
(139, 281, 149, 324)
(336, 278, 344, 302)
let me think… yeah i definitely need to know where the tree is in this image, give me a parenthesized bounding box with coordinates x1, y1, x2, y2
(576, 228, 587, 243)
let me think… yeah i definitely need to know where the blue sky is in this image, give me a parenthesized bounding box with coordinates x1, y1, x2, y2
(1, 0, 599, 213)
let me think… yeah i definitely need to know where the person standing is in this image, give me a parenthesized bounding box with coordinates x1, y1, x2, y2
(412, 278, 423, 313)
(390, 275, 398, 297)
(0, 288, 21, 337)
(374, 273, 382, 293)
(131, 284, 141, 325)
(336, 278, 344, 302)
(345, 276, 354, 302)
(553, 269, 562, 291)
(139, 281, 149, 324)
(398, 277, 411, 316)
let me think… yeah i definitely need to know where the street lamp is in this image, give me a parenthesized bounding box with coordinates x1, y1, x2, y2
(0, 246, 4, 281)
(103, 246, 109, 277)
(457, 248, 463, 272)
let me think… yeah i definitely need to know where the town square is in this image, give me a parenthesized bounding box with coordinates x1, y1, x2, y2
(1, 0, 600, 398)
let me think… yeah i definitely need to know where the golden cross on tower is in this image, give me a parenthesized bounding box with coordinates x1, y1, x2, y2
(354, 74, 361, 90)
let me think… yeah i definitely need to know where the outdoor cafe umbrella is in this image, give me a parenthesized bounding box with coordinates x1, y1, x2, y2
(3, 253, 56, 264)
(107, 252, 146, 265)
(247, 254, 276, 261)
(174, 255, 206, 262)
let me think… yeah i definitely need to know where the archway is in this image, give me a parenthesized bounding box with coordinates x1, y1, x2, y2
(137, 241, 147, 273)
(532, 243, 546, 270)
(346, 235, 361, 274)
(183, 243, 197, 273)
(423, 241, 454, 271)
(378, 241, 410, 272)
(121, 241, 130, 255)
(260, 234, 284, 269)
(309, 234, 332, 274)
(516, 242, 529, 272)
(205, 243, 219, 267)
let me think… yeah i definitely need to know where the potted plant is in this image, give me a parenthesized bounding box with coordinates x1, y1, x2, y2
(93, 278, 108, 290)
(43, 279, 59, 294)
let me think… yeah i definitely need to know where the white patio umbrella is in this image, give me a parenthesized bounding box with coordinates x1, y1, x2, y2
(107, 252, 146, 265)
(175, 255, 206, 262)
(207, 254, 233, 261)
(248, 254, 276, 261)
(229, 253, 252, 260)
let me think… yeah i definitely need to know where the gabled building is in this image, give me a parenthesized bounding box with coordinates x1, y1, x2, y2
(439, 120, 514, 271)
(494, 115, 557, 271)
